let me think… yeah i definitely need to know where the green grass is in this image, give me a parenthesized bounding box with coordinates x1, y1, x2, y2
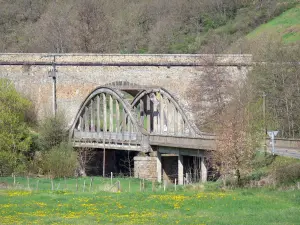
(0, 177, 157, 193)
(247, 4, 300, 43)
(0, 178, 300, 224)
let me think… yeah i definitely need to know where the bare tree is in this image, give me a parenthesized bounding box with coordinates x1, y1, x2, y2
(119, 151, 134, 177)
(213, 86, 262, 186)
(77, 147, 96, 177)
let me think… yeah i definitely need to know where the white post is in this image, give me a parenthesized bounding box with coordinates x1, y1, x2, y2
(111, 172, 113, 186)
(178, 154, 184, 185)
(201, 157, 207, 183)
(157, 151, 162, 183)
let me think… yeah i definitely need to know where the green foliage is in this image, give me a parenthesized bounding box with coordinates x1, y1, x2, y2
(38, 113, 68, 150)
(0, 0, 297, 53)
(271, 157, 300, 184)
(248, 41, 300, 138)
(0, 79, 31, 176)
(41, 142, 78, 178)
(247, 4, 300, 44)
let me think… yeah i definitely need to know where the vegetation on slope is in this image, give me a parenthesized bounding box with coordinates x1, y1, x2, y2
(247, 4, 300, 44)
(0, 0, 298, 53)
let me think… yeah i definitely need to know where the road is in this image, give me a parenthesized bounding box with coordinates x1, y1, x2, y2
(273, 147, 300, 159)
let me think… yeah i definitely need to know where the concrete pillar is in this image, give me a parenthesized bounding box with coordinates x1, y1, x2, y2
(201, 157, 207, 183)
(157, 151, 162, 183)
(178, 154, 184, 185)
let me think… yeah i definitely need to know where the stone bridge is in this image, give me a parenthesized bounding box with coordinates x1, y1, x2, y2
(0, 53, 252, 184)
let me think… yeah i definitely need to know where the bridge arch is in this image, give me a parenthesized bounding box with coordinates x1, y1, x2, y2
(131, 88, 197, 137)
(70, 87, 149, 151)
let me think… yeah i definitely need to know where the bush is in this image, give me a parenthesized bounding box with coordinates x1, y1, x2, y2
(0, 78, 32, 176)
(41, 142, 78, 178)
(271, 158, 300, 185)
(38, 113, 68, 150)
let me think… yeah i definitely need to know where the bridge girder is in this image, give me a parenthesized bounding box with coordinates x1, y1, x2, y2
(70, 86, 215, 151)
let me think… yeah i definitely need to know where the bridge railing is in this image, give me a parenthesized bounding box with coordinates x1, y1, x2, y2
(72, 130, 150, 152)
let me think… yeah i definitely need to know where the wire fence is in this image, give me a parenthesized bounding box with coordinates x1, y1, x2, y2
(0, 174, 189, 193)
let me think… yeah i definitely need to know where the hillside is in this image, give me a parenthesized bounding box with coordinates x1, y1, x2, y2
(0, 0, 299, 54)
(247, 4, 300, 44)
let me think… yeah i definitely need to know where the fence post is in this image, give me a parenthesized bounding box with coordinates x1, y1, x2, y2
(36, 179, 39, 191)
(64, 177, 67, 190)
(175, 179, 177, 191)
(129, 181, 131, 192)
(76, 177, 78, 191)
(89, 177, 93, 192)
(56, 183, 60, 191)
(111, 172, 113, 186)
(51, 178, 54, 191)
(83, 179, 86, 192)
(143, 178, 145, 191)
(140, 180, 142, 192)
(27, 176, 30, 190)
(164, 180, 166, 192)
(13, 174, 16, 187)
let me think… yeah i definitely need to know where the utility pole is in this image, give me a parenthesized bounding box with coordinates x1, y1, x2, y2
(262, 92, 266, 135)
(262, 92, 267, 154)
(48, 56, 57, 116)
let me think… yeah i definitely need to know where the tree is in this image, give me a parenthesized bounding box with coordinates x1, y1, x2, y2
(77, 147, 96, 177)
(213, 87, 263, 186)
(0, 78, 31, 175)
(38, 113, 68, 150)
(189, 55, 263, 186)
(119, 151, 134, 177)
(249, 39, 300, 138)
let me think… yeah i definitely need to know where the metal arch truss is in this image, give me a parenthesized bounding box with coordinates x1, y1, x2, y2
(131, 88, 197, 137)
(69, 87, 150, 152)
(70, 86, 215, 152)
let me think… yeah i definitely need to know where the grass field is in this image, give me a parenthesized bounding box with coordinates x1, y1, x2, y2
(0, 177, 300, 225)
(247, 4, 300, 43)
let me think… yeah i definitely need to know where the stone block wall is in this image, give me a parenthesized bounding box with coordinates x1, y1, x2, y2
(134, 156, 157, 181)
(0, 53, 251, 128)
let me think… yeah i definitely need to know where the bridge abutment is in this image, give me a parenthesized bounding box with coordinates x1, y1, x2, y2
(133, 147, 208, 184)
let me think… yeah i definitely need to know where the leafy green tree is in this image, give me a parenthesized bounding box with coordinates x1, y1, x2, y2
(38, 113, 68, 150)
(0, 79, 31, 175)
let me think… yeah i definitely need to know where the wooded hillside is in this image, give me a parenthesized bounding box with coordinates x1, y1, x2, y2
(0, 0, 298, 53)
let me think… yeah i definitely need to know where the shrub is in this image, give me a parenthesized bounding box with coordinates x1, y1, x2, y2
(272, 160, 300, 185)
(38, 113, 68, 150)
(41, 142, 78, 178)
(0, 78, 32, 176)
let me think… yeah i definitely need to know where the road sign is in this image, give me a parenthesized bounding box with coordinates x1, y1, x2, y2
(268, 130, 279, 155)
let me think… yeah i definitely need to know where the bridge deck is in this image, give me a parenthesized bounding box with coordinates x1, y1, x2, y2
(73, 130, 216, 151)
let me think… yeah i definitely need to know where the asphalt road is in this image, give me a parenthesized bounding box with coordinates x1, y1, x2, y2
(272, 147, 300, 159)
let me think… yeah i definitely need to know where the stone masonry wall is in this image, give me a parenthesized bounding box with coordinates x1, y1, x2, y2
(0, 54, 252, 128)
(134, 156, 157, 181)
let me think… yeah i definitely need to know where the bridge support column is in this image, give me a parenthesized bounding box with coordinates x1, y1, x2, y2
(201, 157, 207, 183)
(178, 154, 184, 185)
(157, 151, 162, 183)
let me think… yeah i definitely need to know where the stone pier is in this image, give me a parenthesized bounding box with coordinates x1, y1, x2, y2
(133, 147, 208, 184)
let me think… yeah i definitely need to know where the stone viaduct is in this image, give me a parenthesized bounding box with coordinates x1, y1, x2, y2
(0, 53, 252, 184)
